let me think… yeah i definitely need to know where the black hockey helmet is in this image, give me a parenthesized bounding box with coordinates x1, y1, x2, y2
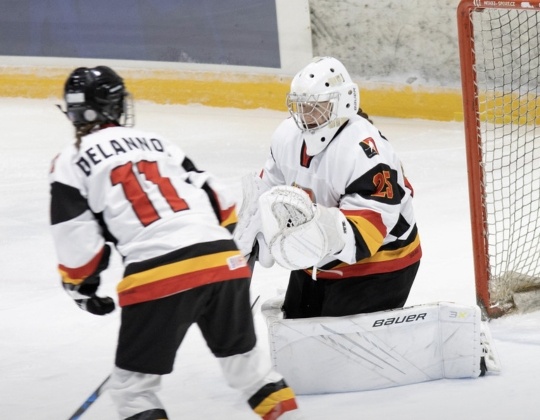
(63, 66, 131, 128)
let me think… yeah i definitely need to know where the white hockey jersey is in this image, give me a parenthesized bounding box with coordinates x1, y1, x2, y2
(49, 125, 249, 306)
(260, 114, 421, 279)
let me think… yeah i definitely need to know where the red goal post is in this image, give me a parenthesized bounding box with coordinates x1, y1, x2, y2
(457, 0, 540, 317)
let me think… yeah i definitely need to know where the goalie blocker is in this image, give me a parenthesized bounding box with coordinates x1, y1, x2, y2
(262, 297, 500, 394)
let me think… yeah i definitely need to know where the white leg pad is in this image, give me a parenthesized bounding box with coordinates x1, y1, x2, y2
(262, 297, 489, 394)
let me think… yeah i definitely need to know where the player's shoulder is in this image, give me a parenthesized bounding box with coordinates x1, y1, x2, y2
(271, 117, 301, 149)
(86, 125, 157, 140)
(51, 142, 77, 166)
(336, 116, 386, 147)
(82, 125, 175, 152)
(343, 114, 377, 136)
(272, 117, 298, 138)
(325, 116, 386, 163)
(49, 143, 80, 183)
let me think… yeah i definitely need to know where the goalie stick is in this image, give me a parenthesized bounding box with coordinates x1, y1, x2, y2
(67, 295, 261, 419)
(68, 374, 111, 420)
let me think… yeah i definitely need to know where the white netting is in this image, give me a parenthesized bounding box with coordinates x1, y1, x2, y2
(469, 6, 540, 312)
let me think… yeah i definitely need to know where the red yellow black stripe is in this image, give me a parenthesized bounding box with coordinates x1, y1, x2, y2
(307, 232, 421, 279)
(220, 205, 237, 228)
(343, 209, 387, 257)
(248, 380, 298, 420)
(59, 246, 106, 285)
(118, 239, 250, 306)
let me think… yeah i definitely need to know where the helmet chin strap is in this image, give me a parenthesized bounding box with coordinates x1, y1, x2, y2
(56, 104, 68, 118)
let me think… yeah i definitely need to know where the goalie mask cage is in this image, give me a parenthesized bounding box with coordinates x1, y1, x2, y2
(458, 0, 540, 317)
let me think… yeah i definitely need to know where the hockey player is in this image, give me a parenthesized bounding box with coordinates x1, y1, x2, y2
(49, 66, 302, 420)
(235, 56, 422, 319)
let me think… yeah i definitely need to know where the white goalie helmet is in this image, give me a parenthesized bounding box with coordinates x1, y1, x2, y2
(287, 56, 359, 156)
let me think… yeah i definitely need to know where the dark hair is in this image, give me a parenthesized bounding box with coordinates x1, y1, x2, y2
(357, 107, 373, 124)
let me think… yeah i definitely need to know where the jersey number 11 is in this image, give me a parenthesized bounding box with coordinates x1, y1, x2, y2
(111, 160, 189, 226)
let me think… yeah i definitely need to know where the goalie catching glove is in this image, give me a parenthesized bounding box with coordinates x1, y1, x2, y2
(259, 186, 353, 271)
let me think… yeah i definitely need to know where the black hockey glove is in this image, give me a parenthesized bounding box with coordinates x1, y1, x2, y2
(75, 295, 115, 316)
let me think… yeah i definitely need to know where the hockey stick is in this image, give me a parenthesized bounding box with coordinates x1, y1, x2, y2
(68, 374, 111, 420)
(251, 295, 260, 310)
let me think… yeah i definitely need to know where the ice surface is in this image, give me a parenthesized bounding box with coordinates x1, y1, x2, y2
(1, 98, 538, 419)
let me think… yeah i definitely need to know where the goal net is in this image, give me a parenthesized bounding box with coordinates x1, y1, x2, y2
(457, 0, 540, 317)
